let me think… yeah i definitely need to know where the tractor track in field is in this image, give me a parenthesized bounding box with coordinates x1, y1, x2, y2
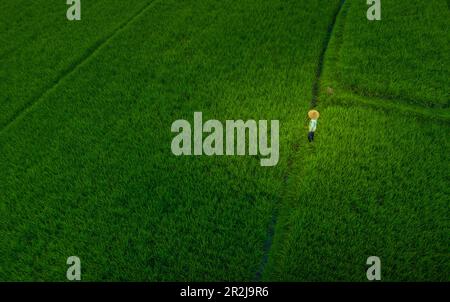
(254, 0, 347, 281)
(0, 0, 158, 136)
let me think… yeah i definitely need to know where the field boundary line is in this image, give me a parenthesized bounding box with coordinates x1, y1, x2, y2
(253, 141, 299, 281)
(0, 0, 159, 136)
(311, 0, 347, 108)
(324, 92, 450, 122)
(320, 0, 449, 116)
(254, 0, 347, 281)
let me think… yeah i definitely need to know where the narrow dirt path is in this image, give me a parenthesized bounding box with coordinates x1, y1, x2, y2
(311, 0, 346, 108)
(254, 0, 347, 281)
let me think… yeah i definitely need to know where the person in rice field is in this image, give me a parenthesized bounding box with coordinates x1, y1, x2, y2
(307, 109, 319, 142)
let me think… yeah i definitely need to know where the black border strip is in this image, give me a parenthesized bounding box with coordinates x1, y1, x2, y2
(1, 282, 447, 300)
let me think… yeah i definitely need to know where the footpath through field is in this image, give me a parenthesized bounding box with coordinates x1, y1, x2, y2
(263, 0, 449, 281)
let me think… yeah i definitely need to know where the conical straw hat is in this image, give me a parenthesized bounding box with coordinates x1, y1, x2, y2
(308, 110, 320, 119)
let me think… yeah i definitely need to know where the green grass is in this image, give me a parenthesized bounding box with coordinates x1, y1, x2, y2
(0, 0, 151, 129)
(322, 0, 449, 108)
(0, 0, 342, 281)
(0, 0, 448, 281)
(263, 0, 449, 281)
(264, 105, 450, 281)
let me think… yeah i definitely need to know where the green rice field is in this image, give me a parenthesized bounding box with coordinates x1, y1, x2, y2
(0, 0, 448, 281)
